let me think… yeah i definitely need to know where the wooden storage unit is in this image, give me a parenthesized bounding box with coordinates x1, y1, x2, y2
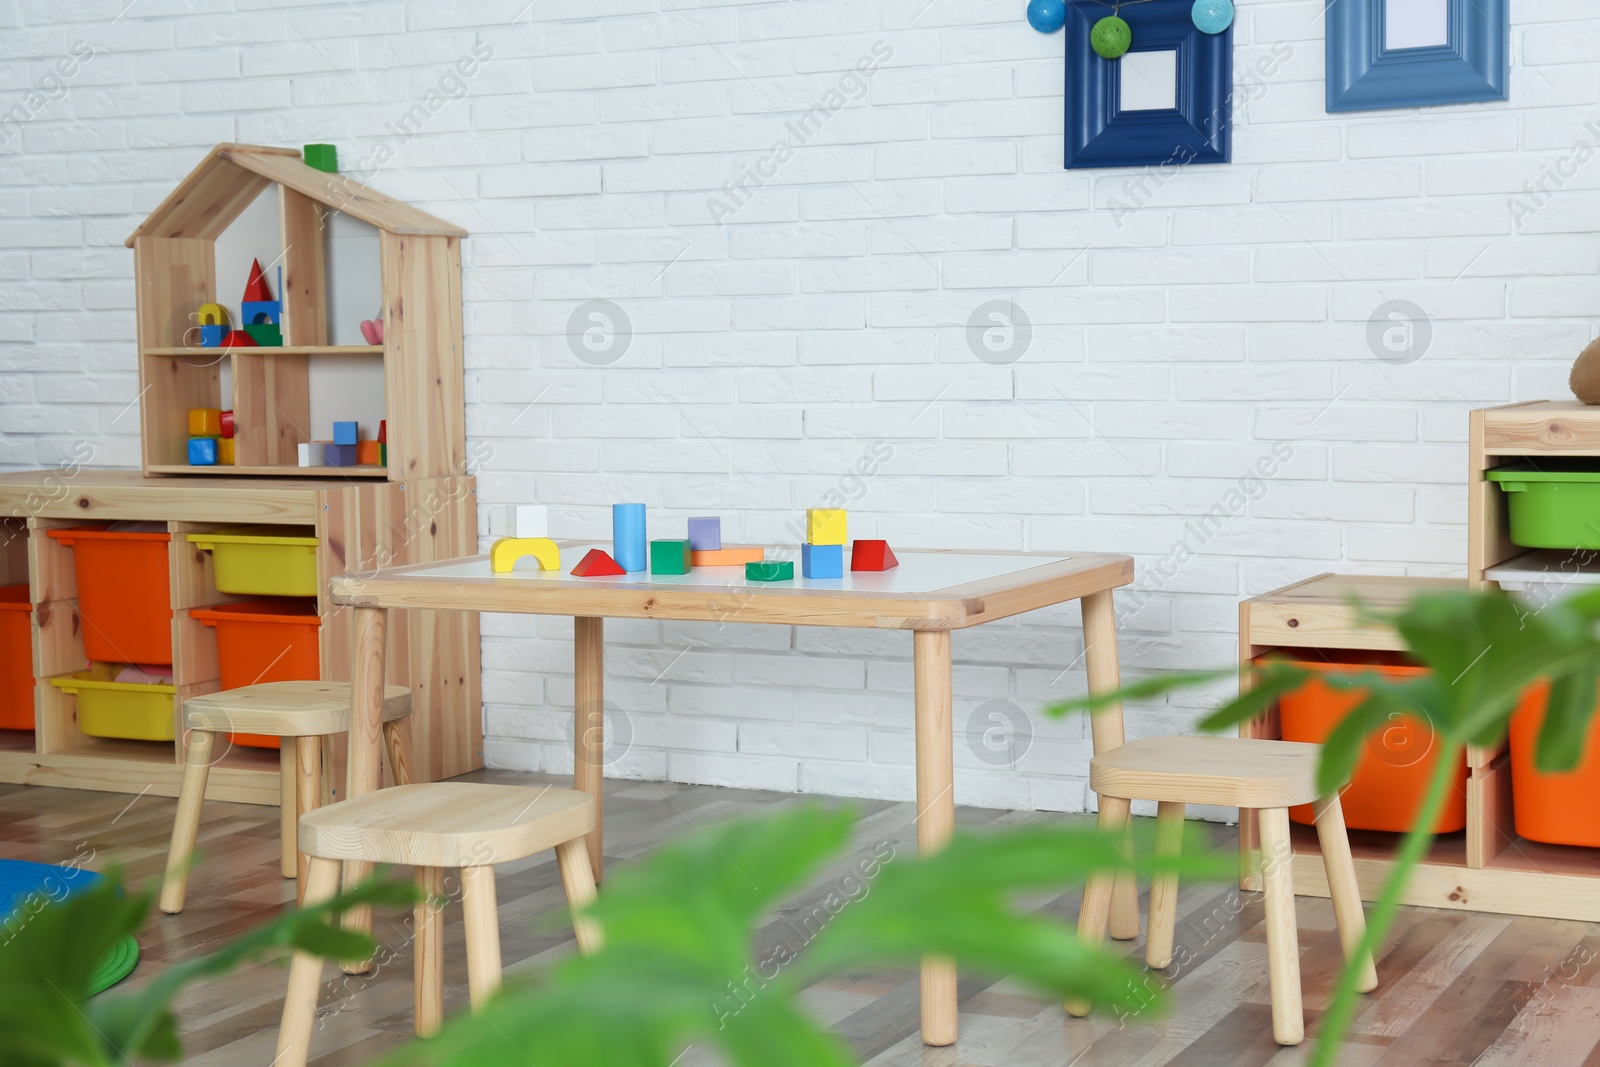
(1240, 574, 1600, 922)
(127, 143, 467, 482)
(0, 471, 481, 804)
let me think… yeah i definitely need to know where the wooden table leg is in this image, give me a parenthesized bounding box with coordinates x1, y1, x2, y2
(914, 628, 957, 1047)
(574, 616, 605, 884)
(1082, 589, 1140, 941)
(341, 604, 387, 973)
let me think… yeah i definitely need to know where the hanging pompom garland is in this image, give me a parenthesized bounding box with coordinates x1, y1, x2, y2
(1029, 0, 1231, 53)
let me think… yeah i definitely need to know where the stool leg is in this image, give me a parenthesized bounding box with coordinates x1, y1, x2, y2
(1145, 800, 1186, 969)
(294, 736, 321, 902)
(555, 837, 603, 955)
(1258, 806, 1304, 1046)
(280, 739, 299, 879)
(461, 865, 503, 1007)
(159, 729, 214, 915)
(1065, 793, 1131, 1018)
(276, 856, 341, 1067)
(382, 718, 415, 787)
(1314, 795, 1378, 994)
(414, 866, 445, 1038)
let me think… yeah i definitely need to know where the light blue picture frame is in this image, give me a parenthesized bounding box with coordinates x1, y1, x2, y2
(1326, 0, 1509, 112)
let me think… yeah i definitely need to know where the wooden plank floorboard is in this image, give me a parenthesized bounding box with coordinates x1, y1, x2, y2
(2, 774, 1598, 1063)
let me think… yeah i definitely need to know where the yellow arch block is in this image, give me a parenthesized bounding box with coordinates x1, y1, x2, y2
(197, 302, 230, 327)
(490, 536, 560, 573)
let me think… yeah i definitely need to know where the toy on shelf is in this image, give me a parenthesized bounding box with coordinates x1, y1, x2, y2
(378, 419, 388, 467)
(297, 443, 324, 467)
(220, 329, 257, 348)
(302, 143, 338, 174)
(650, 539, 692, 576)
(217, 437, 235, 465)
(188, 438, 218, 466)
(691, 545, 763, 567)
(490, 536, 560, 573)
(240, 258, 282, 327)
(219, 409, 235, 438)
(571, 548, 626, 577)
(801, 543, 843, 579)
(319, 442, 357, 467)
(612, 503, 646, 572)
(851, 539, 899, 571)
(333, 422, 358, 446)
(746, 560, 794, 583)
(687, 516, 721, 551)
(187, 408, 234, 466)
(806, 508, 847, 546)
(356, 441, 381, 466)
(359, 312, 385, 346)
(188, 408, 222, 437)
(196, 303, 230, 347)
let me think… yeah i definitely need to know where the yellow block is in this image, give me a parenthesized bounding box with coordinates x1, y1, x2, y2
(491, 536, 560, 573)
(806, 509, 847, 546)
(217, 437, 235, 465)
(188, 407, 222, 436)
(197, 302, 230, 327)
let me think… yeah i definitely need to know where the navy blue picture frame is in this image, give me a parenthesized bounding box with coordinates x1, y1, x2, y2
(1327, 0, 1509, 112)
(1063, 0, 1232, 170)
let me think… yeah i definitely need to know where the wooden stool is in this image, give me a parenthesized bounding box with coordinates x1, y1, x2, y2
(1071, 735, 1378, 1046)
(275, 782, 602, 1066)
(159, 681, 414, 915)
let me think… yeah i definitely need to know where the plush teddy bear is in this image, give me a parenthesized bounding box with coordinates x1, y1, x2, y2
(1572, 337, 1600, 404)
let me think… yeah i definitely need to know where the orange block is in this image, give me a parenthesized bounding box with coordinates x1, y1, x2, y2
(690, 545, 764, 567)
(356, 440, 382, 466)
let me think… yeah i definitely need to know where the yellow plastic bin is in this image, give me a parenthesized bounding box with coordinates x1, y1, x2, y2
(186, 527, 320, 597)
(50, 664, 176, 742)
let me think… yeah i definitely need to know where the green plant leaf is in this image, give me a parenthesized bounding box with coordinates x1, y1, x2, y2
(1042, 669, 1237, 718)
(1536, 659, 1600, 774)
(1196, 661, 1309, 732)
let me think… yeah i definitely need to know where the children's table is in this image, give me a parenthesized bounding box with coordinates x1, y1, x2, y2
(330, 540, 1134, 1047)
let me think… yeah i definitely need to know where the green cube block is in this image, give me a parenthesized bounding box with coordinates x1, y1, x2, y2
(650, 538, 692, 575)
(303, 143, 338, 173)
(243, 322, 282, 347)
(746, 560, 794, 582)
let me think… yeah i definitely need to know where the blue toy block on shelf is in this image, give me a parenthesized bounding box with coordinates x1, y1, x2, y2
(321, 442, 358, 467)
(801, 542, 843, 579)
(612, 503, 647, 572)
(188, 438, 218, 466)
(687, 516, 721, 551)
(199, 324, 229, 347)
(332, 421, 358, 446)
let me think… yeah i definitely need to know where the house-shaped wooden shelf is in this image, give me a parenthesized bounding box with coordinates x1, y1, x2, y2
(127, 143, 466, 481)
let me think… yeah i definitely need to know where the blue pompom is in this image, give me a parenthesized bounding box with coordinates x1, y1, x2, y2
(1027, 0, 1067, 34)
(1192, 0, 1234, 34)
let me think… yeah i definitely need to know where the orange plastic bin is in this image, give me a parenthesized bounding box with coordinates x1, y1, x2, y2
(190, 599, 321, 749)
(1270, 653, 1467, 834)
(0, 584, 35, 730)
(1508, 682, 1600, 848)
(46, 525, 172, 665)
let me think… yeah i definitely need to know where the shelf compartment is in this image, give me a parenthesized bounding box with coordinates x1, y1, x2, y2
(144, 345, 382, 357)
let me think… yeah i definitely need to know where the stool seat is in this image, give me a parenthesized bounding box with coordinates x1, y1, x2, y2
(184, 681, 412, 736)
(299, 782, 595, 868)
(1090, 735, 1322, 808)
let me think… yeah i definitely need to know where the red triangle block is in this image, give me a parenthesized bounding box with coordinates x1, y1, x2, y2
(571, 548, 626, 577)
(242, 257, 274, 302)
(219, 329, 257, 347)
(850, 540, 898, 571)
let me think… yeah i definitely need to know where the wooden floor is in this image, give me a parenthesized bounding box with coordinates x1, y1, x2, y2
(9, 769, 1600, 1066)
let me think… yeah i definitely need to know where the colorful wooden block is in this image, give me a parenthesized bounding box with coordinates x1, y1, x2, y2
(378, 419, 387, 443)
(320, 442, 357, 467)
(188, 408, 222, 437)
(746, 560, 794, 582)
(187, 437, 217, 466)
(297, 442, 324, 467)
(198, 324, 229, 348)
(217, 437, 235, 465)
(356, 440, 381, 465)
(687, 516, 721, 551)
(380, 442, 386, 467)
(612, 503, 647, 572)
(220, 329, 257, 347)
(196, 302, 229, 327)
(219, 409, 235, 438)
(801, 542, 843, 579)
(332, 421, 358, 446)
(690, 545, 764, 567)
(850, 540, 899, 571)
(571, 548, 626, 577)
(650, 539, 692, 576)
(491, 536, 560, 573)
(303, 143, 338, 173)
(242, 322, 282, 347)
(806, 508, 847, 546)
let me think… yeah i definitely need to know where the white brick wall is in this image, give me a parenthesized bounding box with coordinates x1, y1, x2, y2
(2, 0, 1595, 815)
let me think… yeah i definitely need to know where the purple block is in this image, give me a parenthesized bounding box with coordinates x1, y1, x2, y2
(320, 441, 358, 467)
(687, 516, 721, 551)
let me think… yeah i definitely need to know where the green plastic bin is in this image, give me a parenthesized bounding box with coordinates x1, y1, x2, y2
(1486, 461, 1600, 549)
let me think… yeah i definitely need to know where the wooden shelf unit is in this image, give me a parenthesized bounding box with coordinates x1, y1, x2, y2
(127, 143, 467, 483)
(0, 469, 482, 805)
(1238, 573, 1600, 921)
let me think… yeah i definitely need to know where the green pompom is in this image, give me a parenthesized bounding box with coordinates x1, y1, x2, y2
(1091, 15, 1132, 59)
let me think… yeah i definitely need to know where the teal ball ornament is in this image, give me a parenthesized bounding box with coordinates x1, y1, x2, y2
(1192, 0, 1233, 34)
(1026, 0, 1067, 33)
(1090, 15, 1132, 59)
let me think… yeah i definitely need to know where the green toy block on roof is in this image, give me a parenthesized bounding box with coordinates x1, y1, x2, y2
(303, 143, 338, 173)
(650, 538, 692, 576)
(746, 560, 794, 582)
